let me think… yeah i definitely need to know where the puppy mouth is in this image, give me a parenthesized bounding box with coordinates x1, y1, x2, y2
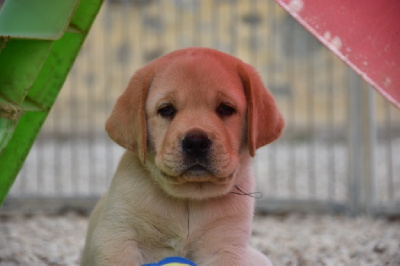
(184, 164, 211, 177)
(160, 163, 231, 184)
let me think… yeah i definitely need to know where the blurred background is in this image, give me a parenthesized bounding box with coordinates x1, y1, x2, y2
(3, 0, 399, 216)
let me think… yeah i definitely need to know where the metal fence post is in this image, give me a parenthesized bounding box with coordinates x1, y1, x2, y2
(348, 71, 363, 215)
(362, 85, 376, 215)
(348, 71, 376, 216)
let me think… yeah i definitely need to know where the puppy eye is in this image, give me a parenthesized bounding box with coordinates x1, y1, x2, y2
(216, 103, 236, 118)
(157, 104, 176, 119)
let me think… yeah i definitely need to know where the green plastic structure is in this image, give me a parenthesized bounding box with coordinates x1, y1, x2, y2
(0, 0, 103, 205)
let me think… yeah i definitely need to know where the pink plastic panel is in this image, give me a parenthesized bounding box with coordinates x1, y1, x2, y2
(275, 0, 400, 108)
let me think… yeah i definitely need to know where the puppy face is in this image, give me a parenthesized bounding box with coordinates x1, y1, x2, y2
(145, 57, 247, 198)
(106, 48, 284, 200)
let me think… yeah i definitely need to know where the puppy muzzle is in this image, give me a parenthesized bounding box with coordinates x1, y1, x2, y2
(181, 130, 215, 177)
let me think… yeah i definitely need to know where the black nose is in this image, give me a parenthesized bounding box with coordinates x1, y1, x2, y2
(182, 131, 212, 158)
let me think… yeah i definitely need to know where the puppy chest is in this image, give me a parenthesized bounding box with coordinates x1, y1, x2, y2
(136, 215, 189, 255)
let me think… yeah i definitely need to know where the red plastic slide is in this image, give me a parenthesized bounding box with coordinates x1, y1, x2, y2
(275, 0, 400, 108)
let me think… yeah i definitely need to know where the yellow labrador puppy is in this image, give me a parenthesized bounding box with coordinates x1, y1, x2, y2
(81, 48, 284, 266)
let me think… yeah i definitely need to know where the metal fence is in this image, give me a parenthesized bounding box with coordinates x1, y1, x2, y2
(4, 0, 400, 216)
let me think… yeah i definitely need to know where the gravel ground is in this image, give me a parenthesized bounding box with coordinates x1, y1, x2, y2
(1, 212, 399, 266)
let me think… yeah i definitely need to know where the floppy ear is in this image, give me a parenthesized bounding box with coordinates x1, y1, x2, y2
(238, 63, 285, 157)
(105, 67, 153, 163)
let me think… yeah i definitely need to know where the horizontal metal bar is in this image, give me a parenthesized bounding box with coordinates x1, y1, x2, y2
(256, 198, 348, 214)
(1, 196, 100, 215)
(369, 203, 400, 218)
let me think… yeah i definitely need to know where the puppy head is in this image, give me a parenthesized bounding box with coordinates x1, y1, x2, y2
(106, 48, 284, 199)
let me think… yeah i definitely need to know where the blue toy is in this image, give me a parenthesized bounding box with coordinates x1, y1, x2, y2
(143, 256, 196, 266)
